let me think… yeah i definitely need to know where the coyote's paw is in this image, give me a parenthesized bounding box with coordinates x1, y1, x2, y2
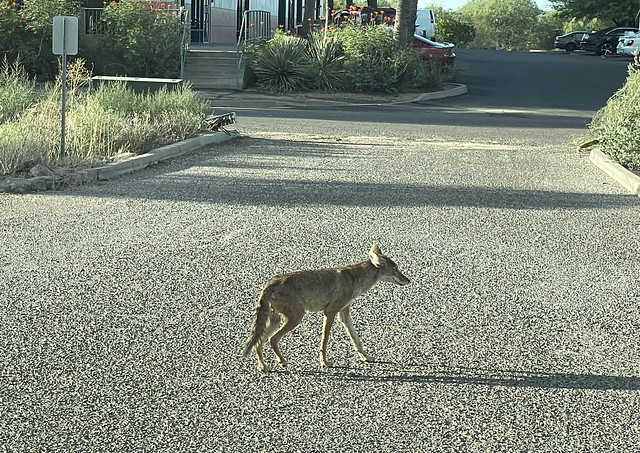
(319, 357, 334, 368)
(358, 352, 374, 363)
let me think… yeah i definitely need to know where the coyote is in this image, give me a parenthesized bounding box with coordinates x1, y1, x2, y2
(243, 243, 410, 371)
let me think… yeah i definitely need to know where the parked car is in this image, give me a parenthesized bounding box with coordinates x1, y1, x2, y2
(413, 34, 455, 65)
(580, 26, 640, 55)
(415, 9, 436, 41)
(617, 31, 640, 56)
(554, 31, 587, 52)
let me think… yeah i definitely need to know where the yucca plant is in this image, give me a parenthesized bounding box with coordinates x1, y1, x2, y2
(248, 34, 311, 93)
(305, 31, 346, 91)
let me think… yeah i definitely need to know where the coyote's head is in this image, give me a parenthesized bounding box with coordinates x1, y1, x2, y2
(369, 243, 410, 286)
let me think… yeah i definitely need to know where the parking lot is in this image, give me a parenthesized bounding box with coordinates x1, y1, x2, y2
(2, 47, 640, 451)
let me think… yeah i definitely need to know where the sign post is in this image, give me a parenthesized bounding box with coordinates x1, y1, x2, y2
(52, 16, 78, 160)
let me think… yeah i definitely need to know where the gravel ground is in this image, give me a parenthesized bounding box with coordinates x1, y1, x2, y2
(2, 113, 640, 452)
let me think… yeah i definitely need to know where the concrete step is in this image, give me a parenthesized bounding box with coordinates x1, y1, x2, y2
(185, 62, 238, 71)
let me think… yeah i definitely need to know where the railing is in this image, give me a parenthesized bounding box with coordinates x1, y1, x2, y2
(180, 8, 190, 79)
(81, 8, 104, 35)
(237, 10, 272, 70)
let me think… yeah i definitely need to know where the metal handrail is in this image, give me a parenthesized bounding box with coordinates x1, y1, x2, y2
(236, 11, 248, 70)
(180, 8, 190, 79)
(237, 10, 272, 70)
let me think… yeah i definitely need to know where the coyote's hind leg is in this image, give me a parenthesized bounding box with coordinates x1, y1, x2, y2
(254, 310, 281, 372)
(269, 304, 304, 368)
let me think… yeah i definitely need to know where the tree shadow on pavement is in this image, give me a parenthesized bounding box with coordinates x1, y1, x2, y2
(89, 173, 638, 210)
(303, 364, 640, 391)
(61, 135, 640, 210)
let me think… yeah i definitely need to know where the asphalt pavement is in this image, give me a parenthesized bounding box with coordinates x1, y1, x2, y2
(2, 83, 640, 451)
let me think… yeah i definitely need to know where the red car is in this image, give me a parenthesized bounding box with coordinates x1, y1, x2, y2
(412, 34, 456, 65)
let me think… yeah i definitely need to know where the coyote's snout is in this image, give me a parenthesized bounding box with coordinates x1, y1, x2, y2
(243, 243, 410, 371)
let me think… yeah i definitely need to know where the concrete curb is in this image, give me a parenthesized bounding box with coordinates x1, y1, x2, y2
(412, 83, 468, 102)
(0, 130, 239, 194)
(83, 130, 239, 181)
(589, 148, 640, 198)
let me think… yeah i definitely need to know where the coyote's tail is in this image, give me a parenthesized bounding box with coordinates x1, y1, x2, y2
(242, 286, 273, 356)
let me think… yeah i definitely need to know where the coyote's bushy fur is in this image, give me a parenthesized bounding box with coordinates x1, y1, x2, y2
(243, 243, 410, 371)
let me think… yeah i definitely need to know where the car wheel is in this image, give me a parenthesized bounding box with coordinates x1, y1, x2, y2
(565, 42, 576, 52)
(599, 42, 614, 56)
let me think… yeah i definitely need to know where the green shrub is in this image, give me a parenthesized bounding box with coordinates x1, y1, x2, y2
(245, 26, 452, 94)
(430, 6, 476, 47)
(588, 66, 640, 170)
(401, 51, 449, 91)
(100, 0, 182, 77)
(0, 0, 81, 77)
(334, 25, 404, 93)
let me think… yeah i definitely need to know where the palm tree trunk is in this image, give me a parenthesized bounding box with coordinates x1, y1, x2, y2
(393, 0, 418, 47)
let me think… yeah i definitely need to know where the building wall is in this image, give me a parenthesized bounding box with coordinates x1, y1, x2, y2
(208, 0, 279, 44)
(210, 1, 237, 44)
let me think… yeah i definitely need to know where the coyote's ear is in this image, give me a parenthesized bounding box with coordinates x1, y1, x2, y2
(369, 243, 387, 268)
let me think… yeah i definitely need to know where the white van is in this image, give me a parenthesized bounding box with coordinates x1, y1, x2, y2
(415, 9, 436, 41)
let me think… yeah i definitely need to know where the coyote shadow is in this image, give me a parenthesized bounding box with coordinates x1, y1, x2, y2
(302, 362, 640, 391)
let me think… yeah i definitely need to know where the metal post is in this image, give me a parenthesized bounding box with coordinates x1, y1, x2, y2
(60, 17, 67, 160)
(61, 50, 67, 160)
(52, 15, 77, 161)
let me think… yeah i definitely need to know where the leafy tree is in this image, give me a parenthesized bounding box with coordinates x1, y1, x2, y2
(427, 5, 476, 46)
(100, 0, 182, 77)
(0, 0, 81, 76)
(459, 0, 542, 50)
(550, 0, 639, 27)
(530, 9, 563, 49)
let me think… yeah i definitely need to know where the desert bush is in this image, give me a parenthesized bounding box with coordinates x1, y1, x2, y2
(305, 31, 346, 91)
(335, 24, 404, 93)
(245, 32, 311, 93)
(100, 0, 182, 77)
(0, 0, 81, 77)
(587, 65, 640, 170)
(0, 56, 38, 124)
(0, 61, 210, 175)
(246, 25, 451, 94)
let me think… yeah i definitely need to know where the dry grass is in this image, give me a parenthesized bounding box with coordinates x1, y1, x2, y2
(0, 60, 210, 176)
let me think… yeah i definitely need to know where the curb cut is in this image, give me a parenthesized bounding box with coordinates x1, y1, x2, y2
(589, 148, 640, 198)
(413, 83, 468, 102)
(0, 130, 239, 194)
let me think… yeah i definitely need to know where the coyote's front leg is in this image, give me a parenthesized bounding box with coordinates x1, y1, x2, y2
(319, 312, 336, 367)
(338, 307, 372, 363)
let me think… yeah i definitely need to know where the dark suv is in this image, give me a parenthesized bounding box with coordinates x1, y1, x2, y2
(580, 26, 640, 55)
